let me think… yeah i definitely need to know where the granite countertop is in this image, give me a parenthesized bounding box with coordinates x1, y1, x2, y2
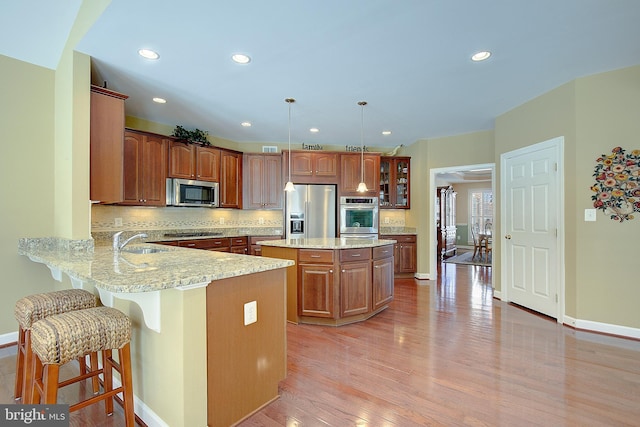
(91, 228, 284, 245)
(258, 238, 396, 249)
(379, 227, 417, 235)
(18, 238, 294, 294)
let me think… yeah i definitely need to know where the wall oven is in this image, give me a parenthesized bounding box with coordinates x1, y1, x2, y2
(166, 178, 219, 207)
(339, 196, 378, 237)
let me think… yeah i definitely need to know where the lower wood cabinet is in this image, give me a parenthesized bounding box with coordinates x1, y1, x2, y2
(230, 236, 248, 254)
(249, 235, 283, 256)
(381, 234, 417, 275)
(264, 245, 394, 326)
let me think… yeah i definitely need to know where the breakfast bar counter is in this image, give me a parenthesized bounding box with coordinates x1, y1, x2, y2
(18, 237, 294, 427)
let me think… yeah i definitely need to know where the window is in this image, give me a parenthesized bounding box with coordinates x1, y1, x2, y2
(469, 189, 493, 243)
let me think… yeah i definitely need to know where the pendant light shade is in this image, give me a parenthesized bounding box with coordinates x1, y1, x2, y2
(284, 98, 296, 192)
(357, 101, 368, 193)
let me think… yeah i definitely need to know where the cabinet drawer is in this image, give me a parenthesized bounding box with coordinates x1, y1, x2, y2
(230, 236, 248, 246)
(179, 238, 229, 250)
(382, 234, 416, 243)
(299, 249, 334, 263)
(373, 245, 394, 260)
(339, 248, 371, 262)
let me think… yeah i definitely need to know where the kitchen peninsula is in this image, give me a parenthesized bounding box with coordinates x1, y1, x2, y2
(260, 237, 396, 326)
(18, 238, 294, 427)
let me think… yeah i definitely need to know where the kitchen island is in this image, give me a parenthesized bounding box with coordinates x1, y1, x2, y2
(18, 237, 294, 427)
(259, 238, 396, 326)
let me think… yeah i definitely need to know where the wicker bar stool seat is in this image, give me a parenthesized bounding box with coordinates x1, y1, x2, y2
(14, 289, 98, 402)
(29, 306, 135, 426)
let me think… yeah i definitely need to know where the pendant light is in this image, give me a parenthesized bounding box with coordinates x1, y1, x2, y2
(284, 98, 296, 192)
(356, 101, 369, 193)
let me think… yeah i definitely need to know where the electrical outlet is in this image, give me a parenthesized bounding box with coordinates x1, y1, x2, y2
(114, 218, 123, 227)
(584, 209, 597, 222)
(219, 217, 224, 225)
(384, 217, 390, 224)
(244, 301, 257, 325)
(258, 217, 264, 225)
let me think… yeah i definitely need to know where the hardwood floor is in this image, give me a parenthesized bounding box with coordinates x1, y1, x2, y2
(1, 262, 639, 426)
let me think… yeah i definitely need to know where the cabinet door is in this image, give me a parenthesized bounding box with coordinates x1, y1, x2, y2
(379, 158, 392, 207)
(340, 154, 379, 196)
(122, 131, 167, 206)
(339, 261, 371, 317)
(299, 264, 335, 318)
(220, 150, 242, 208)
(196, 146, 220, 182)
(373, 257, 394, 310)
(290, 152, 313, 177)
(394, 158, 410, 208)
(90, 87, 126, 203)
(398, 242, 417, 273)
(168, 142, 195, 179)
(122, 132, 142, 204)
(140, 134, 167, 206)
(263, 155, 283, 208)
(244, 154, 283, 209)
(314, 153, 338, 178)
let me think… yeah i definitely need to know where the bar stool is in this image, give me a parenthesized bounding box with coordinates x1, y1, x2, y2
(29, 306, 135, 426)
(14, 289, 98, 402)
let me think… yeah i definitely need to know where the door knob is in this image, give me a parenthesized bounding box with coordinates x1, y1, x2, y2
(505, 234, 512, 239)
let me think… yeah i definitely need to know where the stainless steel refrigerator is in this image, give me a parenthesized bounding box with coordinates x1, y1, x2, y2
(285, 184, 337, 239)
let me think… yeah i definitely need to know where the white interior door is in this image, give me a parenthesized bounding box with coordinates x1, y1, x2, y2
(502, 138, 562, 319)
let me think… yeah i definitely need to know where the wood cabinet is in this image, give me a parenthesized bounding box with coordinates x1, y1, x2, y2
(230, 236, 248, 254)
(178, 238, 230, 252)
(168, 142, 220, 182)
(249, 235, 283, 256)
(90, 85, 128, 203)
(437, 186, 457, 258)
(381, 234, 417, 275)
(298, 250, 336, 318)
(379, 156, 410, 208)
(121, 130, 168, 206)
(243, 154, 283, 209)
(220, 150, 242, 208)
(339, 153, 380, 196)
(339, 249, 371, 317)
(262, 245, 393, 326)
(285, 151, 338, 183)
(372, 245, 395, 310)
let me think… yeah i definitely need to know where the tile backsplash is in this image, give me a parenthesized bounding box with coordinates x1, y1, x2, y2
(92, 205, 284, 232)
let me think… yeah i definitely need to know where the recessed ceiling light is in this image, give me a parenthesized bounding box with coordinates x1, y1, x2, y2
(382, 130, 392, 136)
(152, 97, 166, 104)
(309, 128, 319, 133)
(231, 53, 251, 64)
(138, 49, 159, 60)
(241, 122, 252, 127)
(471, 51, 491, 62)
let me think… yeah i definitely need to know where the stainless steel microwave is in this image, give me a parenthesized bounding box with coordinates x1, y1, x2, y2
(166, 178, 219, 207)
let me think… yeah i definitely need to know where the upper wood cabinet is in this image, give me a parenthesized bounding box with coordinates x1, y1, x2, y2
(121, 130, 168, 206)
(339, 153, 380, 197)
(380, 156, 410, 209)
(90, 86, 128, 203)
(285, 151, 338, 183)
(220, 150, 242, 208)
(243, 153, 283, 209)
(168, 142, 220, 182)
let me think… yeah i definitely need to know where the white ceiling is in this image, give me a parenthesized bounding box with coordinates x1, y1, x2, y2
(4, 1, 640, 149)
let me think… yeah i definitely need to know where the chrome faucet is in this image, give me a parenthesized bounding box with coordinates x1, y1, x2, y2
(112, 231, 148, 252)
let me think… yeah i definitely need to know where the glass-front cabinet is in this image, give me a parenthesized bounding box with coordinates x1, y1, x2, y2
(379, 156, 410, 209)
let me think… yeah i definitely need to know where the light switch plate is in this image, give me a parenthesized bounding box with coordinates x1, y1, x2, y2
(584, 209, 597, 222)
(244, 301, 257, 325)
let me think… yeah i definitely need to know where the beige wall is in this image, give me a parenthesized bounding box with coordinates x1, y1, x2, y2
(494, 65, 640, 328)
(404, 130, 495, 276)
(0, 54, 59, 333)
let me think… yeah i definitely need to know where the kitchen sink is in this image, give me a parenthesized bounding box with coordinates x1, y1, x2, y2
(121, 246, 169, 254)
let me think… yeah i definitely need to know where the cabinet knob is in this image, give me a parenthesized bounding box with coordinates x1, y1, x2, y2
(374, 265, 380, 269)
(341, 269, 346, 273)
(329, 269, 333, 273)
(351, 254, 361, 257)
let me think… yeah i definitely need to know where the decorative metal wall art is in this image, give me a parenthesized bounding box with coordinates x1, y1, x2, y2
(591, 146, 640, 222)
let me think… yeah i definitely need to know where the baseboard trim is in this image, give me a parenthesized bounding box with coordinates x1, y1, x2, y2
(493, 290, 502, 300)
(0, 331, 18, 347)
(414, 272, 430, 280)
(564, 316, 640, 340)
